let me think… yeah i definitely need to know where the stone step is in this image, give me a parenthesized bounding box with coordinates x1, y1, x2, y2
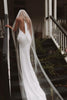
(10, 67, 18, 73)
(11, 92, 26, 100)
(11, 73, 19, 81)
(54, 66, 67, 71)
(11, 98, 26, 100)
(56, 86, 67, 97)
(51, 75, 67, 84)
(11, 80, 20, 93)
(11, 96, 26, 100)
(55, 68, 67, 75)
(10, 57, 17, 63)
(64, 97, 67, 100)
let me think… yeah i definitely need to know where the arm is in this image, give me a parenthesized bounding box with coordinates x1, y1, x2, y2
(5, 18, 20, 32)
(5, 25, 13, 30)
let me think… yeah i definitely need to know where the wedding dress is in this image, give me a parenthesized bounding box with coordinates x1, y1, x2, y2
(17, 21, 47, 100)
(11, 9, 64, 100)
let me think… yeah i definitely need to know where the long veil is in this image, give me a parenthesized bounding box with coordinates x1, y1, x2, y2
(11, 9, 63, 100)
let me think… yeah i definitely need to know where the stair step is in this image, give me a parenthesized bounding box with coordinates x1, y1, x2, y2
(55, 66, 67, 71)
(11, 98, 26, 100)
(10, 65, 18, 73)
(51, 75, 67, 84)
(12, 81, 19, 86)
(11, 94, 26, 100)
(10, 68, 18, 73)
(11, 73, 19, 81)
(63, 97, 67, 100)
(55, 68, 67, 75)
(56, 86, 67, 96)
(56, 86, 67, 100)
(11, 92, 21, 98)
(11, 81, 20, 93)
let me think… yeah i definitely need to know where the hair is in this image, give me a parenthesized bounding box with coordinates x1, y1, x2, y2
(16, 10, 32, 35)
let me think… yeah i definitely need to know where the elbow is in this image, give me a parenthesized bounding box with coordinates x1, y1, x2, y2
(13, 28, 16, 32)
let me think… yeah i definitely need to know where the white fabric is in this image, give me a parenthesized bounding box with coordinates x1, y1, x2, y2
(17, 21, 47, 100)
(12, 9, 63, 100)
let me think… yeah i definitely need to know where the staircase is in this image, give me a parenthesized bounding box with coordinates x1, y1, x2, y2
(35, 38, 67, 100)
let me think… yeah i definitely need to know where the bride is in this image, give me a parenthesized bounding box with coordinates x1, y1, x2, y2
(5, 10, 47, 100)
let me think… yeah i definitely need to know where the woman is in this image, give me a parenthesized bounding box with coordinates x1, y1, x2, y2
(5, 10, 47, 100)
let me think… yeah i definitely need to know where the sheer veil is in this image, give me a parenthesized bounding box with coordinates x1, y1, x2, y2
(12, 9, 37, 72)
(11, 9, 63, 100)
(11, 9, 38, 99)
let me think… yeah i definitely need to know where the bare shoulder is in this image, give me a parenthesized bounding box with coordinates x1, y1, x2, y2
(16, 17, 24, 22)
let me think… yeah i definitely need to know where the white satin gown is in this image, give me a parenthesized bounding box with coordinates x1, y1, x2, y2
(17, 22, 47, 100)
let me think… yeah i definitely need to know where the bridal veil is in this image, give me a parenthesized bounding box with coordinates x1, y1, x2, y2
(11, 9, 63, 100)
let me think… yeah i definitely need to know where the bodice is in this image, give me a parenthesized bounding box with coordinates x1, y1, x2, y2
(17, 22, 32, 50)
(17, 21, 32, 61)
